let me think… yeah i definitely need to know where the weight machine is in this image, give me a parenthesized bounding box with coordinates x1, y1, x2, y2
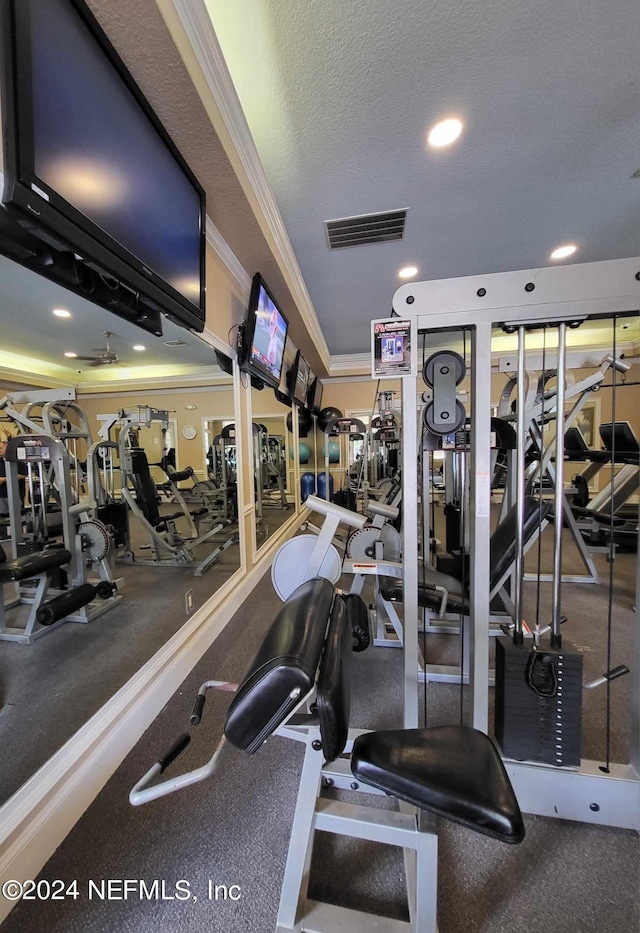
(253, 422, 288, 516)
(0, 434, 120, 643)
(391, 256, 639, 830)
(98, 407, 235, 576)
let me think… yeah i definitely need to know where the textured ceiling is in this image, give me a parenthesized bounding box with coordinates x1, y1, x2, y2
(210, 0, 640, 354)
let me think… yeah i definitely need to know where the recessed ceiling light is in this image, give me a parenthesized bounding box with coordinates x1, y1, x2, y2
(133, 344, 146, 352)
(64, 351, 77, 358)
(427, 118, 463, 148)
(53, 308, 71, 318)
(398, 266, 418, 279)
(550, 244, 577, 260)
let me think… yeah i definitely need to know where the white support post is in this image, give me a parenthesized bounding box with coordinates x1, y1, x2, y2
(401, 372, 419, 728)
(469, 323, 492, 732)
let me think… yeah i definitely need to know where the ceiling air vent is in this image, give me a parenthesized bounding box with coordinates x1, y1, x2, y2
(325, 209, 407, 250)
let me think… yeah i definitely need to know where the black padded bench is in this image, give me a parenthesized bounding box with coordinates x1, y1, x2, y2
(0, 543, 72, 643)
(0, 544, 71, 583)
(131, 577, 523, 931)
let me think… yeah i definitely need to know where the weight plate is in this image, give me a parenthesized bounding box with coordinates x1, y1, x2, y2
(423, 351, 466, 388)
(271, 534, 342, 601)
(78, 519, 111, 561)
(346, 526, 378, 560)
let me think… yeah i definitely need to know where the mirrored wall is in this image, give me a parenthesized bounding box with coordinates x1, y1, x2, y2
(249, 385, 296, 549)
(0, 256, 241, 806)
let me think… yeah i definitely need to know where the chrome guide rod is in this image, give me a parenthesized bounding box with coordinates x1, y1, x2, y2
(551, 322, 567, 648)
(513, 326, 526, 644)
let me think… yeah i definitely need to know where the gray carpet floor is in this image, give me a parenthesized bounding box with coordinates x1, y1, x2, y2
(2, 520, 638, 932)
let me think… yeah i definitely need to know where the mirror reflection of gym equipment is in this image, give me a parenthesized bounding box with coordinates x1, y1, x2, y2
(0, 350, 242, 809)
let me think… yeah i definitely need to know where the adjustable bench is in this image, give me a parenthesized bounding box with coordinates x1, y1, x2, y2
(131, 577, 523, 932)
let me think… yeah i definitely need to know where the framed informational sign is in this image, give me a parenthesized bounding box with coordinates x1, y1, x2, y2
(371, 317, 416, 379)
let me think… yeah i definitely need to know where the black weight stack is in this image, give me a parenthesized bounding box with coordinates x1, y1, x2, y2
(495, 637, 583, 767)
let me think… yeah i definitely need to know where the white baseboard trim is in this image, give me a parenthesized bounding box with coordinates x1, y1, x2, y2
(0, 510, 304, 922)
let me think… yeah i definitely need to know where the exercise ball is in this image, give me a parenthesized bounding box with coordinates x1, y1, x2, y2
(300, 472, 316, 502)
(286, 408, 312, 437)
(318, 406, 343, 432)
(290, 441, 310, 464)
(317, 471, 334, 502)
(322, 441, 340, 463)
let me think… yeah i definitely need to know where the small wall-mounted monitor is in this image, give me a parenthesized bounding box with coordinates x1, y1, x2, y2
(289, 350, 310, 407)
(241, 273, 289, 390)
(308, 377, 324, 414)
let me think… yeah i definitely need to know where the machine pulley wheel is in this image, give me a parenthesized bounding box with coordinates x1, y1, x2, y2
(423, 399, 466, 436)
(271, 535, 342, 601)
(78, 519, 111, 561)
(423, 350, 466, 388)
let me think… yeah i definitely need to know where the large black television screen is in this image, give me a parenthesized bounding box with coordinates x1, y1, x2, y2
(1, 0, 205, 332)
(242, 273, 288, 390)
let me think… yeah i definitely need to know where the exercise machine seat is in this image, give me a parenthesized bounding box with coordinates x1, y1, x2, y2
(317, 595, 351, 762)
(379, 497, 550, 610)
(225, 578, 333, 754)
(130, 449, 184, 528)
(351, 726, 525, 844)
(0, 545, 71, 583)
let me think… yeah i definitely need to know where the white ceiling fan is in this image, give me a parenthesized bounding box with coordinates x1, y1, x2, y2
(74, 331, 124, 367)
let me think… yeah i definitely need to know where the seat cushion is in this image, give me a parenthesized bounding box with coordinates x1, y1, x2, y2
(351, 726, 525, 844)
(225, 578, 334, 754)
(0, 548, 72, 583)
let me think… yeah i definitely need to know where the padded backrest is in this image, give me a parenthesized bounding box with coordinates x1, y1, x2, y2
(129, 449, 160, 525)
(225, 578, 334, 754)
(565, 426, 589, 453)
(490, 496, 551, 589)
(317, 595, 352, 762)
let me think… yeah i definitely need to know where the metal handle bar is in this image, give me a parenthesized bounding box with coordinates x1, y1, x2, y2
(305, 495, 367, 530)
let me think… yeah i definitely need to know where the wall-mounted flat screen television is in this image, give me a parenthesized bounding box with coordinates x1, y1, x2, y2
(308, 376, 323, 414)
(289, 350, 310, 407)
(1, 0, 206, 333)
(242, 273, 289, 390)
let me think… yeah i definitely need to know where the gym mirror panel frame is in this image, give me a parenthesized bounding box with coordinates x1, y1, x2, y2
(248, 383, 298, 557)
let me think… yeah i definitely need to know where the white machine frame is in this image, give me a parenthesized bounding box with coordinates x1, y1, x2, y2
(392, 257, 640, 830)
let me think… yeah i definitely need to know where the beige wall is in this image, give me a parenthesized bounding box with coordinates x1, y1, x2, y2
(79, 386, 235, 476)
(204, 246, 247, 344)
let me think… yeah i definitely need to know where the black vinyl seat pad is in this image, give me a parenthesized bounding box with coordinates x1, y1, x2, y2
(0, 547, 72, 583)
(351, 726, 525, 844)
(225, 578, 334, 753)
